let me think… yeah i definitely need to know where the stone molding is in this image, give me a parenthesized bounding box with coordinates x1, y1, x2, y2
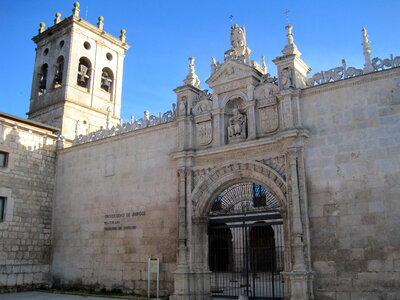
(61, 120, 177, 153)
(191, 160, 287, 217)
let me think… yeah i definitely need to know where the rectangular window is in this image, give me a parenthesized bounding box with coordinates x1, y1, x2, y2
(0, 197, 5, 222)
(0, 151, 8, 168)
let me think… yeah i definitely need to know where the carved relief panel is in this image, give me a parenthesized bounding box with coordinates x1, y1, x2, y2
(193, 95, 213, 147)
(259, 106, 279, 133)
(196, 120, 212, 146)
(254, 81, 279, 134)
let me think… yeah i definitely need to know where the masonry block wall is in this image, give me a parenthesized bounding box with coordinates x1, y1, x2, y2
(302, 68, 400, 299)
(0, 120, 58, 291)
(52, 123, 178, 296)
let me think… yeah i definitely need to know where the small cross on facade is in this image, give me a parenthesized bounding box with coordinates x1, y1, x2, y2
(229, 15, 234, 26)
(284, 9, 290, 25)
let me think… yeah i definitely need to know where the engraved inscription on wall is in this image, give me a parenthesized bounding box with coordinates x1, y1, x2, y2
(103, 210, 146, 231)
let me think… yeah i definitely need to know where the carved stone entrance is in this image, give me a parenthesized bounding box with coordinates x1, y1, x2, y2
(208, 182, 284, 299)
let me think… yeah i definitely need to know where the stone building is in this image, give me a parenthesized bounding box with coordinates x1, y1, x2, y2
(1, 2, 399, 300)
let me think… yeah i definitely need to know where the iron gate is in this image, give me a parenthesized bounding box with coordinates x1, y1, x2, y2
(209, 212, 284, 299)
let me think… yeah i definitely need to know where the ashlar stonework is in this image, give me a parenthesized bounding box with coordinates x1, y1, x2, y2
(0, 3, 399, 300)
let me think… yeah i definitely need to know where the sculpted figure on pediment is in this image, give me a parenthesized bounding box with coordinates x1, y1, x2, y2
(231, 24, 246, 48)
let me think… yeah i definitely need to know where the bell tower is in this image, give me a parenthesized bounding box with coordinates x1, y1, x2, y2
(28, 2, 130, 140)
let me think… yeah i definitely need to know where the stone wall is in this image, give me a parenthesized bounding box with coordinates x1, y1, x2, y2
(52, 122, 178, 296)
(0, 119, 58, 291)
(301, 68, 400, 299)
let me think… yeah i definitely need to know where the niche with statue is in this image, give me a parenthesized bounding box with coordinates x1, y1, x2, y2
(225, 98, 247, 144)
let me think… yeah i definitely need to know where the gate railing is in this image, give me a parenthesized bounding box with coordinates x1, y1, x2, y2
(209, 211, 284, 299)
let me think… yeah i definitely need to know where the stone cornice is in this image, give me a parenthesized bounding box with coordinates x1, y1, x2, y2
(27, 98, 119, 119)
(32, 15, 130, 51)
(170, 128, 310, 160)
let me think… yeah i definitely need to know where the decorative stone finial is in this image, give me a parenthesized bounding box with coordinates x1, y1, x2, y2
(183, 57, 201, 88)
(73, 2, 80, 17)
(362, 27, 373, 73)
(262, 55, 267, 74)
(97, 16, 104, 30)
(54, 12, 61, 25)
(211, 57, 217, 73)
(282, 24, 300, 56)
(120, 29, 126, 43)
(39, 22, 46, 34)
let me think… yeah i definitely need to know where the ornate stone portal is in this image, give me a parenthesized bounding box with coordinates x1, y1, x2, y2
(171, 23, 314, 300)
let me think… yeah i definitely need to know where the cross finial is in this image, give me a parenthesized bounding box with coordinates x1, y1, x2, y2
(284, 9, 290, 25)
(229, 15, 234, 26)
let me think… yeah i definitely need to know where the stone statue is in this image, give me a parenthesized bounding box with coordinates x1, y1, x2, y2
(178, 100, 187, 116)
(280, 68, 292, 89)
(231, 24, 246, 48)
(228, 108, 246, 138)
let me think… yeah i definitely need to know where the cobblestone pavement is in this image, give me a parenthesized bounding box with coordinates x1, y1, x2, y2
(0, 291, 126, 300)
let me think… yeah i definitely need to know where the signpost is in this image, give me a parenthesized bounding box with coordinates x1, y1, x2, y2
(148, 258, 160, 298)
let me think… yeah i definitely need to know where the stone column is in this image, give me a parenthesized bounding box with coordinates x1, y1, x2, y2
(283, 147, 314, 300)
(212, 108, 226, 146)
(172, 168, 189, 300)
(281, 90, 294, 129)
(246, 100, 257, 140)
(190, 216, 212, 299)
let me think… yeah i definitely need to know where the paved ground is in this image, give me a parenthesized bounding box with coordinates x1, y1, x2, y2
(0, 291, 125, 300)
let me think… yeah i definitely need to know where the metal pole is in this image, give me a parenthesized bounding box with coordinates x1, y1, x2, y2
(148, 258, 150, 298)
(157, 258, 160, 298)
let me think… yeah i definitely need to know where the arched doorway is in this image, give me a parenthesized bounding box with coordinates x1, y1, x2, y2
(208, 182, 284, 299)
(209, 225, 233, 272)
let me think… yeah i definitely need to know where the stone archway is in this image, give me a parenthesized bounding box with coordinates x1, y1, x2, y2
(183, 161, 289, 300)
(192, 161, 287, 218)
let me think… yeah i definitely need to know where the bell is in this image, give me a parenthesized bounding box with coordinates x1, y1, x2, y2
(54, 72, 62, 84)
(101, 78, 111, 90)
(39, 79, 46, 90)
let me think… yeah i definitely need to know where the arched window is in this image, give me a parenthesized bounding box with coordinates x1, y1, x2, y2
(77, 57, 91, 89)
(54, 56, 64, 87)
(100, 67, 113, 93)
(38, 64, 48, 95)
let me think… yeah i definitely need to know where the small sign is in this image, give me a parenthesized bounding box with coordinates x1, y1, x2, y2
(148, 258, 160, 298)
(150, 258, 158, 273)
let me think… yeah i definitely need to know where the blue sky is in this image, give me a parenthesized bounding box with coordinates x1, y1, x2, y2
(1, 0, 400, 123)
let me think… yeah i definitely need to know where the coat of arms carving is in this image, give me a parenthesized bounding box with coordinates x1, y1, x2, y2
(196, 121, 212, 146)
(260, 106, 279, 133)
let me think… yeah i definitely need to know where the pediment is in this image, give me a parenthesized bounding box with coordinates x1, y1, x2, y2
(206, 60, 256, 88)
